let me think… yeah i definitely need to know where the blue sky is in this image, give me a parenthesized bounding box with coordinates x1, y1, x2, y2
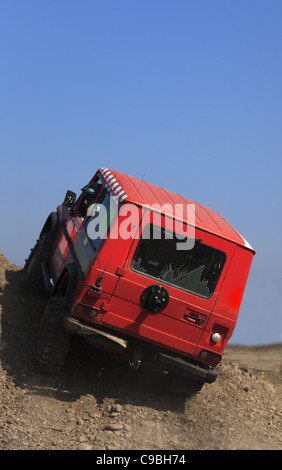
(0, 0, 281, 345)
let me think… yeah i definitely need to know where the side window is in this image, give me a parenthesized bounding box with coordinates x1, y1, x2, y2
(85, 189, 118, 252)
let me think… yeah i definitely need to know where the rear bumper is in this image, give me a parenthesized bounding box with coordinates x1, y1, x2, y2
(65, 315, 217, 384)
(157, 351, 217, 384)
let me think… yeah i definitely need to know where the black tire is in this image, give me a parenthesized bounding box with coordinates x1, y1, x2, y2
(35, 296, 72, 373)
(169, 374, 204, 398)
(20, 235, 47, 294)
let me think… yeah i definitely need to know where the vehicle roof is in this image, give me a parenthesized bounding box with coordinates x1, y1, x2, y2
(98, 167, 254, 252)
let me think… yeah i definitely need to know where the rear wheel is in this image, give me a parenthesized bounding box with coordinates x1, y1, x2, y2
(20, 235, 47, 294)
(35, 296, 72, 373)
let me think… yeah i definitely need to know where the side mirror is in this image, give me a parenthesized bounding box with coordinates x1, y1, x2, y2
(64, 190, 77, 209)
(81, 183, 102, 202)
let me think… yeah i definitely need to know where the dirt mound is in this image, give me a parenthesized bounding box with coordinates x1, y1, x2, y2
(0, 252, 281, 450)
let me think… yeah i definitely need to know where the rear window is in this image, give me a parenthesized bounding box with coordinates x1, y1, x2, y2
(131, 225, 226, 298)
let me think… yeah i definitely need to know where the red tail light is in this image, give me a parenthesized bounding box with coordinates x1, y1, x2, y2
(199, 349, 222, 366)
(74, 302, 99, 319)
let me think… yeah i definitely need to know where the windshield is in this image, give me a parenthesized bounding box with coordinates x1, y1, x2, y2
(131, 225, 226, 298)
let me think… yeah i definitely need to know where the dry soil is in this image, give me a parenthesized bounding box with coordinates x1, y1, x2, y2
(0, 252, 281, 450)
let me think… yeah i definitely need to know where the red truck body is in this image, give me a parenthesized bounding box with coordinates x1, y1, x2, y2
(21, 167, 255, 393)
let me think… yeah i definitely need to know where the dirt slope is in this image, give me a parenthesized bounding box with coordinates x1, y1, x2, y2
(0, 252, 281, 450)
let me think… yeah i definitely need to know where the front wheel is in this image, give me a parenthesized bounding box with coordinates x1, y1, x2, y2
(35, 296, 72, 373)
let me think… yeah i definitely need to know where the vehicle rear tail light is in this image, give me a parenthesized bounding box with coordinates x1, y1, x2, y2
(74, 302, 99, 319)
(199, 349, 222, 366)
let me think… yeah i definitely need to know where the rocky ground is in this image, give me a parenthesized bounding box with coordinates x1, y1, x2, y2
(0, 252, 281, 451)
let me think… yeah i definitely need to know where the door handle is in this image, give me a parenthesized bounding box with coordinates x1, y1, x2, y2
(184, 313, 204, 325)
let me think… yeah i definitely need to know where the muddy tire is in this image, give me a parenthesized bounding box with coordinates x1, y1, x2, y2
(35, 296, 72, 373)
(20, 235, 47, 295)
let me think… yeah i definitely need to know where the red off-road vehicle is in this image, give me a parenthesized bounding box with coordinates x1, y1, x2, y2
(21, 168, 254, 395)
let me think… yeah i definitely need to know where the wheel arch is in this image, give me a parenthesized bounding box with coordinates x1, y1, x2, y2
(40, 212, 58, 238)
(40, 212, 60, 262)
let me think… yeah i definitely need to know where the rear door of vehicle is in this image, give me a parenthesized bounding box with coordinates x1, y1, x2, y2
(101, 210, 236, 356)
